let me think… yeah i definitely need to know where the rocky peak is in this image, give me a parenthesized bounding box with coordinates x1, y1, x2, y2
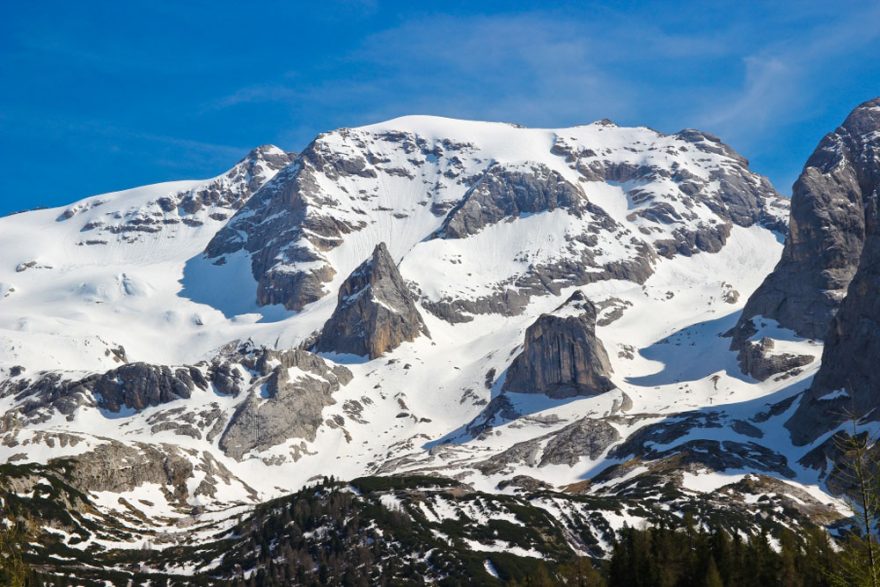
(168, 144, 295, 215)
(314, 242, 429, 359)
(502, 290, 615, 398)
(54, 144, 295, 246)
(218, 348, 353, 461)
(734, 97, 880, 344)
(784, 98, 880, 445)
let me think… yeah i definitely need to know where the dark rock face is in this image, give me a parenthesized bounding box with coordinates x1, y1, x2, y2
(502, 291, 614, 398)
(314, 243, 429, 359)
(475, 417, 619, 474)
(735, 98, 880, 341)
(787, 217, 880, 444)
(436, 164, 586, 238)
(0, 363, 212, 419)
(774, 98, 880, 445)
(539, 417, 620, 466)
(736, 337, 813, 382)
(204, 138, 375, 312)
(92, 363, 208, 412)
(219, 349, 352, 460)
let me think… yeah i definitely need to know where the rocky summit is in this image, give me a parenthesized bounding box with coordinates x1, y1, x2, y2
(3, 103, 880, 583)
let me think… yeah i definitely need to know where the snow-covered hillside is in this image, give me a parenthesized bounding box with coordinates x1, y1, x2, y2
(3, 115, 848, 564)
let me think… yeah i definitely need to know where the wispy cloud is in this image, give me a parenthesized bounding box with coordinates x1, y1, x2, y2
(699, 56, 795, 133)
(697, 1, 880, 148)
(209, 10, 752, 135)
(208, 85, 302, 110)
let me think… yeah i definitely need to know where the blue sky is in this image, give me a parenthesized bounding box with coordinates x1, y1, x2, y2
(2, 1, 880, 215)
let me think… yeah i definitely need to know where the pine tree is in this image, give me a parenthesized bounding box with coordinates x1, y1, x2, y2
(0, 517, 30, 587)
(703, 555, 723, 587)
(831, 411, 880, 587)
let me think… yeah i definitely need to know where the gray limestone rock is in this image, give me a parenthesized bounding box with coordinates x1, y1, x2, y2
(436, 163, 587, 238)
(174, 145, 294, 215)
(314, 243, 429, 358)
(539, 417, 620, 466)
(62, 441, 195, 502)
(475, 416, 619, 474)
(218, 349, 352, 460)
(1, 363, 213, 420)
(204, 139, 371, 312)
(92, 363, 208, 412)
(736, 337, 813, 382)
(776, 99, 880, 445)
(502, 291, 615, 398)
(735, 98, 880, 342)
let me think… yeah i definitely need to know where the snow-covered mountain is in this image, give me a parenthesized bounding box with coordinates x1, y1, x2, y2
(3, 109, 870, 580)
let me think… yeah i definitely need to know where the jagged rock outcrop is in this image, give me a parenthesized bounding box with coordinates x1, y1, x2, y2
(219, 349, 352, 460)
(608, 412, 795, 479)
(551, 126, 788, 257)
(203, 135, 389, 311)
(61, 145, 294, 243)
(539, 417, 620, 466)
(435, 164, 587, 238)
(736, 337, 813, 382)
(502, 291, 614, 398)
(93, 363, 209, 412)
(0, 363, 211, 422)
(770, 98, 880, 445)
(63, 441, 196, 500)
(474, 416, 623, 474)
(43, 440, 258, 505)
(0, 345, 257, 426)
(734, 98, 880, 343)
(158, 145, 295, 215)
(314, 243, 429, 358)
(420, 162, 657, 322)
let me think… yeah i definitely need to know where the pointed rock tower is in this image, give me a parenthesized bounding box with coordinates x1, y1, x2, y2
(503, 291, 615, 398)
(314, 243, 429, 359)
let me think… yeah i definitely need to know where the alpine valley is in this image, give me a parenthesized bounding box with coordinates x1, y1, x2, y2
(3, 97, 880, 585)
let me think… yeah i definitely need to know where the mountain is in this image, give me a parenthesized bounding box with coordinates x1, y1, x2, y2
(4, 107, 876, 582)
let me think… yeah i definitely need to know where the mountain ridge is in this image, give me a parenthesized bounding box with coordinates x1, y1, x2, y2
(9, 104, 880, 581)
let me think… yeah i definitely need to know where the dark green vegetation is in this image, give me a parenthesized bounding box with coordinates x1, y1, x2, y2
(0, 462, 874, 586)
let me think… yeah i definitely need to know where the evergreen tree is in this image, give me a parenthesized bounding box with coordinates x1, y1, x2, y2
(830, 412, 880, 587)
(702, 555, 723, 587)
(0, 518, 30, 587)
